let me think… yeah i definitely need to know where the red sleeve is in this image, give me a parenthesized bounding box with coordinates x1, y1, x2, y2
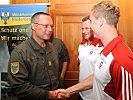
(110, 59, 133, 100)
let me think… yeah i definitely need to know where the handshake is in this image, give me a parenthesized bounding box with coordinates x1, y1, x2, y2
(49, 88, 73, 99)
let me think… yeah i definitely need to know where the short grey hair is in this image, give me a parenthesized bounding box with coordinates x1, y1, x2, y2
(31, 12, 50, 23)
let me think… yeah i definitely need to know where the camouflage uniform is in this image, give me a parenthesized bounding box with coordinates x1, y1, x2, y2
(8, 37, 61, 100)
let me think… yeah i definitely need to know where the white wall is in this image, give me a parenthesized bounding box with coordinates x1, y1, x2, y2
(0, 0, 9, 4)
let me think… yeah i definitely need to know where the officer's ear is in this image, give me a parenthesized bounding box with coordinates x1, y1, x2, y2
(31, 23, 36, 30)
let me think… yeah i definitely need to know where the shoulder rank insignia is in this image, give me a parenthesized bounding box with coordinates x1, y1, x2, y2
(48, 61, 52, 66)
(11, 62, 19, 74)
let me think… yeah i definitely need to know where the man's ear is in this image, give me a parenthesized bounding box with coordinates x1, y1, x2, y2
(31, 23, 35, 30)
(98, 17, 104, 27)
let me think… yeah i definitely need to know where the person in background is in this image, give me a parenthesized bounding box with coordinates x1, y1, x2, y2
(7, 12, 63, 100)
(57, 1, 133, 100)
(49, 36, 70, 87)
(78, 15, 103, 100)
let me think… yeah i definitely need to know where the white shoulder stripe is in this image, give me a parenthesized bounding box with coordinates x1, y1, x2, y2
(129, 74, 133, 100)
(125, 70, 129, 100)
(121, 67, 125, 100)
(121, 67, 133, 100)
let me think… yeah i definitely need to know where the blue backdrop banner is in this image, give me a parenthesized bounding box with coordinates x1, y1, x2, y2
(0, 3, 50, 26)
(0, 3, 50, 73)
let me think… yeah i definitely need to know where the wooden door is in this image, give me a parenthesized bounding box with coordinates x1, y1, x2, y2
(51, 12, 83, 83)
(55, 14, 83, 100)
(54, 15, 83, 86)
(51, 13, 84, 100)
(50, 4, 93, 99)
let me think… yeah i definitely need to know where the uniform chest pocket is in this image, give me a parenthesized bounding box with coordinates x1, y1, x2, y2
(27, 55, 52, 85)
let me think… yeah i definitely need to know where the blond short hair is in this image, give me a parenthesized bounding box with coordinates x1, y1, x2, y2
(91, 1, 120, 26)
